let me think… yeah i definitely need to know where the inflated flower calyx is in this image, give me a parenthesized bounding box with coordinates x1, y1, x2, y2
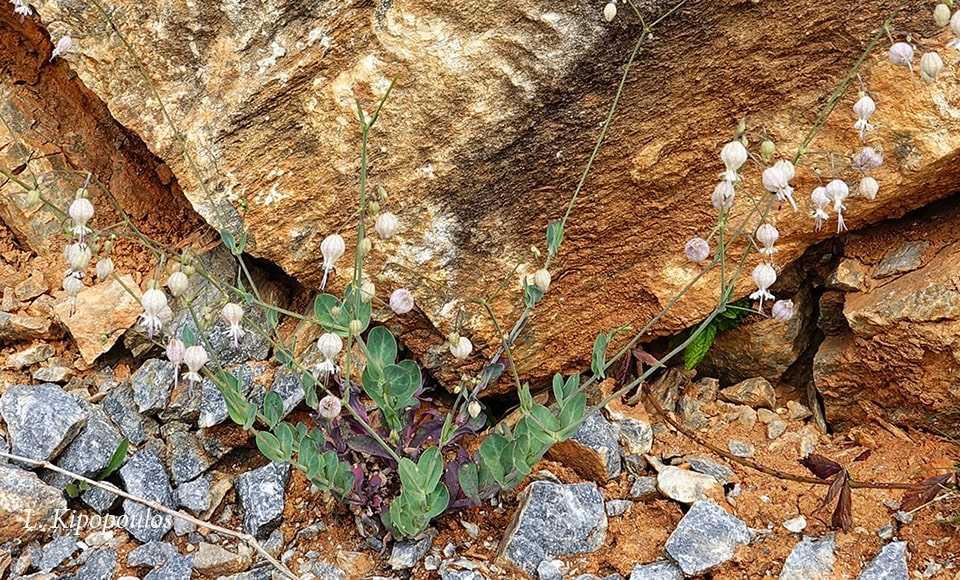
(183, 345, 209, 383)
(320, 234, 346, 289)
(389, 288, 414, 314)
(375, 212, 399, 239)
(853, 147, 883, 173)
(360, 280, 376, 303)
(448, 334, 473, 359)
(811, 186, 830, 232)
(318, 395, 342, 420)
(934, 3, 952, 27)
(859, 176, 879, 201)
(755, 223, 779, 257)
(749, 263, 777, 311)
(166, 337, 185, 365)
(167, 271, 189, 297)
(761, 162, 798, 211)
(711, 181, 735, 210)
(888, 42, 915, 72)
(221, 302, 245, 349)
(68, 197, 94, 240)
(348, 319, 363, 336)
(720, 141, 748, 182)
(771, 299, 795, 322)
(95, 257, 114, 280)
(533, 268, 551, 293)
(684, 237, 710, 262)
(368, 200, 381, 215)
(603, 2, 616, 22)
(920, 52, 944, 83)
(825, 179, 850, 233)
(952, 10, 960, 39)
(317, 332, 343, 360)
(467, 400, 482, 419)
(66, 242, 92, 273)
(357, 237, 372, 258)
(760, 140, 776, 163)
(63, 276, 83, 297)
(853, 94, 875, 141)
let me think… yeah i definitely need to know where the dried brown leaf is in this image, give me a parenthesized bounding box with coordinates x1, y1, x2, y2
(852, 449, 872, 462)
(900, 473, 954, 513)
(831, 475, 853, 532)
(800, 454, 843, 480)
(814, 469, 847, 513)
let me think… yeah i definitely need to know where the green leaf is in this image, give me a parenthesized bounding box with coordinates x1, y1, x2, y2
(220, 229, 237, 253)
(458, 463, 480, 504)
(313, 294, 348, 335)
(684, 323, 718, 370)
(255, 431, 285, 463)
(528, 404, 561, 436)
(558, 392, 587, 435)
(266, 306, 279, 329)
(479, 433, 507, 486)
(95, 438, 129, 480)
(518, 382, 534, 414)
(365, 326, 397, 370)
(65, 483, 79, 498)
(546, 220, 564, 256)
(276, 422, 295, 462)
(302, 371, 318, 409)
(242, 403, 258, 431)
(591, 333, 610, 379)
(263, 391, 284, 429)
(384, 360, 421, 409)
(418, 446, 444, 492)
(523, 283, 544, 308)
(274, 347, 294, 367)
(181, 325, 196, 347)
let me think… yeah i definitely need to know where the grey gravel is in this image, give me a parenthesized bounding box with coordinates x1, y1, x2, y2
(0, 383, 86, 462)
(629, 560, 682, 580)
(175, 474, 212, 513)
(161, 421, 215, 484)
(119, 448, 175, 542)
(131, 358, 177, 414)
(235, 461, 290, 538)
(101, 382, 156, 445)
(684, 456, 735, 483)
(62, 547, 117, 580)
(664, 500, 751, 576)
(780, 534, 835, 580)
(605, 499, 633, 517)
(616, 418, 653, 456)
(45, 407, 123, 490)
(144, 553, 194, 580)
(857, 541, 908, 580)
(568, 411, 622, 481)
(628, 476, 661, 501)
(37, 533, 78, 572)
(128, 541, 179, 567)
(0, 463, 68, 543)
(388, 528, 436, 569)
(728, 440, 756, 458)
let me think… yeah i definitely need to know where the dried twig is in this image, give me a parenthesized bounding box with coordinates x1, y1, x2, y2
(0, 451, 297, 580)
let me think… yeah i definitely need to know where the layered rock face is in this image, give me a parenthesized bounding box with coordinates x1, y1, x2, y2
(3, 0, 960, 429)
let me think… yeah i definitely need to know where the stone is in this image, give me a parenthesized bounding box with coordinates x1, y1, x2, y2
(0, 311, 61, 343)
(786, 400, 812, 421)
(783, 515, 807, 533)
(269, 369, 305, 417)
(0, 383, 86, 462)
(14, 272, 47, 302)
(684, 456, 735, 484)
(629, 560, 682, 580)
(728, 440, 755, 458)
(628, 476, 661, 501)
(780, 533, 834, 580)
(37, 533, 78, 572)
(45, 407, 123, 490)
(656, 466, 720, 504)
(6, 342, 54, 369)
(756, 408, 778, 424)
(131, 358, 177, 415)
(719, 377, 777, 409)
(82, 483, 120, 514)
(439, 565, 488, 580)
(614, 417, 652, 456)
(161, 422, 215, 484)
(198, 363, 267, 428)
(234, 462, 291, 538)
(546, 411, 621, 482)
(857, 541, 908, 580)
(536, 559, 564, 580)
(0, 496, 64, 564)
(192, 542, 251, 577)
(32, 365, 73, 383)
(143, 554, 193, 580)
(175, 475, 212, 514)
(767, 419, 788, 439)
(53, 275, 143, 365)
(64, 547, 118, 580)
(605, 499, 632, 517)
(497, 481, 607, 575)
(311, 561, 347, 580)
(101, 382, 156, 445)
(128, 541, 179, 568)
(118, 449, 175, 542)
(677, 395, 707, 430)
(664, 500, 751, 576)
(873, 240, 928, 279)
(388, 528, 436, 569)
(828, 257, 869, 291)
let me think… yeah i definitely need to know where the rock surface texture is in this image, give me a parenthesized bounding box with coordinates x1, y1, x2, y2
(3, 0, 957, 399)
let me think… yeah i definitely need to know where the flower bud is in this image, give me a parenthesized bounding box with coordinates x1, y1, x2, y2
(449, 335, 473, 359)
(760, 140, 776, 163)
(533, 268, 551, 293)
(182, 264, 196, 277)
(317, 332, 343, 360)
(467, 400, 482, 419)
(711, 181, 735, 210)
(389, 288, 415, 314)
(357, 236, 372, 258)
(889, 42, 915, 71)
(771, 299, 795, 322)
(221, 302, 244, 326)
(69, 197, 94, 226)
(183, 345, 209, 374)
(368, 200, 381, 215)
(166, 337, 185, 365)
(63, 276, 83, 297)
(603, 1, 616, 21)
(684, 237, 710, 263)
(321, 234, 346, 267)
(96, 257, 114, 280)
(859, 176, 879, 201)
(348, 319, 363, 336)
(318, 395, 342, 420)
(952, 9, 960, 37)
(920, 52, 944, 83)
(331, 305, 342, 318)
(66, 243, 92, 271)
(934, 3, 952, 27)
(167, 271, 189, 297)
(360, 280, 376, 303)
(530, 245, 541, 258)
(375, 212, 399, 239)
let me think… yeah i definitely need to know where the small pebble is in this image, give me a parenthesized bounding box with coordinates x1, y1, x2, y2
(894, 511, 914, 523)
(728, 440, 756, 458)
(783, 516, 806, 533)
(460, 520, 480, 539)
(878, 525, 895, 540)
(757, 408, 778, 424)
(767, 420, 788, 440)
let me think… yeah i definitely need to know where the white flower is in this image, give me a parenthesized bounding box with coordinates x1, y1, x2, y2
(934, 3, 951, 28)
(711, 181, 735, 210)
(720, 141, 748, 183)
(389, 288, 415, 314)
(467, 400, 482, 419)
(684, 237, 710, 262)
(920, 52, 944, 84)
(755, 223, 779, 258)
(771, 299, 795, 322)
(167, 271, 189, 297)
(220, 302, 245, 349)
(320, 234, 345, 289)
(810, 186, 830, 232)
(318, 395, 342, 420)
(183, 345, 208, 384)
(316, 332, 343, 364)
(50, 36, 72, 62)
(448, 335, 473, 360)
(95, 257, 114, 280)
(825, 179, 850, 233)
(761, 163, 798, 211)
(888, 42, 915, 72)
(10, 0, 32, 17)
(859, 176, 879, 201)
(533, 268, 551, 293)
(749, 263, 777, 311)
(853, 95, 875, 142)
(139, 288, 168, 339)
(62, 276, 83, 298)
(375, 212, 399, 239)
(64, 242, 91, 276)
(166, 337, 185, 390)
(68, 197, 94, 241)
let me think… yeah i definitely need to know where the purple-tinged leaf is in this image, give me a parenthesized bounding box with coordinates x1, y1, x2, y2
(800, 454, 844, 480)
(901, 473, 954, 512)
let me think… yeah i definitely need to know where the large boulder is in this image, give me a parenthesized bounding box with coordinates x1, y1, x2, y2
(3, 0, 959, 395)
